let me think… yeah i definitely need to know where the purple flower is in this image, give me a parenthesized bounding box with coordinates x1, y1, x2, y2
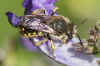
(6, 11, 21, 27)
(6, 0, 57, 27)
(20, 37, 38, 52)
(39, 37, 100, 66)
(23, 0, 57, 15)
(6, 0, 100, 66)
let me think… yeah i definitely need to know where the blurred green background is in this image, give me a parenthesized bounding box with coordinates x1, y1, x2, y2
(0, 0, 100, 66)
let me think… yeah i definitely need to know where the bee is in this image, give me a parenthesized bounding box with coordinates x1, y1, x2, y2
(17, 8, 76, 56)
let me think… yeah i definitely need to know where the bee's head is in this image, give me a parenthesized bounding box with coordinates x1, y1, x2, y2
(49, 16, 69, 36)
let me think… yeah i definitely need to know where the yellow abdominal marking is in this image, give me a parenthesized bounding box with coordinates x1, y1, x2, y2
(28, 33, 31, 37)
(32, 32, 37, 37)
(22, 28, 25, 31)
(23, 32, 37, 38)
(33, 32, 36, 35)
(38, 32, 43, 36)
(24, 34, 28, 38)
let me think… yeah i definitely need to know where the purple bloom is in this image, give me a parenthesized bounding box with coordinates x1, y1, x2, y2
(39, 37, 100, 66)
(6, 0, 57, 27)
(6, 0, 100, 66)
(20, 37, 38, 52)
(23, 0, 57, 15)
(6, 0, 57, 51)
(6, 11, 21, 27)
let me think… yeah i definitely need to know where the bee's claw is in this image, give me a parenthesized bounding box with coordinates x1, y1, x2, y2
(62, 39, 67, 44)
(50, 40, 55, 57)
(35, 39, 47, 46)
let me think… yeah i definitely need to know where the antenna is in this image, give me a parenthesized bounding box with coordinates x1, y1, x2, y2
(77, 18, 88, 28)
(75, 18, 88, 47)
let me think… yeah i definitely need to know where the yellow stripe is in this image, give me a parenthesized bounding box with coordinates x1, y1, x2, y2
(24, 34, 28, 38)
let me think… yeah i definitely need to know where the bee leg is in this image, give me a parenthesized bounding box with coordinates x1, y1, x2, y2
(60, 34, 68, 44)
(32, 9, 46, 15)
(51, 7, 59, 16)
(62, 38, 67, 44)
(35, 39, 48, 46)
(46, 34, 55, 57)
(35, 38, 56, 57)
(29, 37, 47, 46)
(30, 38, 48, 47)
(36, 39, 56, 57)
(49, 40, 56, 57)
(23, 34, 28, 38)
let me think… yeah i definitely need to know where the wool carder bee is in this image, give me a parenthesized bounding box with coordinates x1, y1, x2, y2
(17, 8, 76, 56)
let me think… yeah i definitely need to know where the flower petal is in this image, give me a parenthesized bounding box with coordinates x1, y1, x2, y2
(6, 11, 21, 27)
(20, 37, 38, 52)
(39, 37, 100, 66)
(23, 0, 57, 15)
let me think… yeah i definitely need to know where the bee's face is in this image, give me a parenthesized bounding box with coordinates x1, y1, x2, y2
(48, 16, 69, 36)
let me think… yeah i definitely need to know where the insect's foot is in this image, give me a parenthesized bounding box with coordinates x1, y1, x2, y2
(50, 40, 56, 58)
(35, 39, 48, 47)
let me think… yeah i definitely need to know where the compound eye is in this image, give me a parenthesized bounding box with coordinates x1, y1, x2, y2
(49, 18, 68, 35)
